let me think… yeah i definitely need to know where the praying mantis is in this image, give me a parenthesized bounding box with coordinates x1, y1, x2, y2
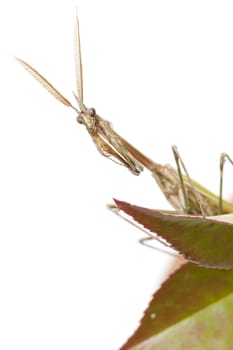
(15, 15, 143, 176)
(15, 14, 233, 255)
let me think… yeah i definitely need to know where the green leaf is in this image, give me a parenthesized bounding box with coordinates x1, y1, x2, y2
(113, 199, 233, 269)
(120, 263, 233, 350)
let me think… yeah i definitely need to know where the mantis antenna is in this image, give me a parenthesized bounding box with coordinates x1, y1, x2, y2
(74, 11, 84, 110)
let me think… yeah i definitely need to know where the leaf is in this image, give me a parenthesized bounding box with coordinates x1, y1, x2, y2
(120, 262, 233, 350)
(113, 199, 233, 269)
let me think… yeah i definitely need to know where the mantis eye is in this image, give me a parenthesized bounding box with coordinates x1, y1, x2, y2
(76, 114, 83, 124)
(88, 108, 96, 117)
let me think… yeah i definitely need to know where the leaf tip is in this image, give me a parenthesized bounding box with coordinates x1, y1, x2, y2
(113, 198, 130, 211)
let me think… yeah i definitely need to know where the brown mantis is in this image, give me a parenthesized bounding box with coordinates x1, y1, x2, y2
(15, 14, 233, 256)
(15, 15, 144, 176)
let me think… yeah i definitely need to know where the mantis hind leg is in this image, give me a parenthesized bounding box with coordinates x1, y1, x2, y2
(219, 153, 233, 214)
(138, 237, 182, 258)
(171, 145, 206, 217)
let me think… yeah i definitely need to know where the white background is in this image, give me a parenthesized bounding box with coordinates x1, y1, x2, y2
(1, 1, 233, 349)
